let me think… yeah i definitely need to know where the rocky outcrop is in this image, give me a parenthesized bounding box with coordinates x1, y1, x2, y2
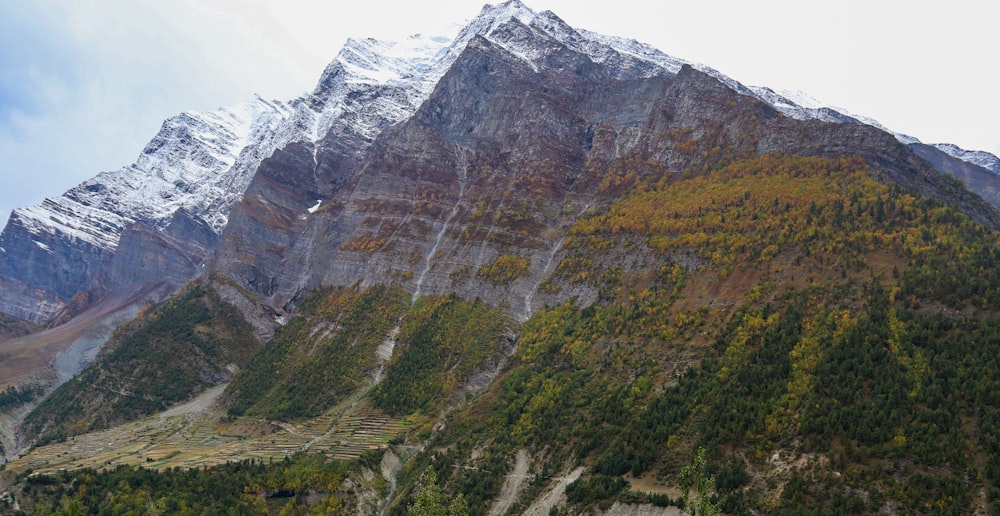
(910, 142, 1000, 207)
(106, 208, 219, 289)
(0, 207, 113, 322)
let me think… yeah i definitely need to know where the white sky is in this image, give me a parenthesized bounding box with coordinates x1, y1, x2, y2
(1, 0, 997, 228)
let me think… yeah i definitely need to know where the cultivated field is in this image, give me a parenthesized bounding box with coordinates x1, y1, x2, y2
(7, 384, 414, 475)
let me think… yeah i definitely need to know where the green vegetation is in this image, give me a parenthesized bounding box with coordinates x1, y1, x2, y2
(0, 383, 45, 412)
(14, 453, 352, 515)
(387, 154, 1000, 514)
(678, 447, 720, 516)
(226, 287, 512, 421)
(373, 295, 513, 415)
(12, 154, 1000, 514)
(226, 284, 410, 420)
(409, 467, 470, 516)
(23, 284, 258, 442)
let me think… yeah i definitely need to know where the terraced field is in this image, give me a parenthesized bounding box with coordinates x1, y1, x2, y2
(7, 385, 415, 475)
(308, 407, 412, 461)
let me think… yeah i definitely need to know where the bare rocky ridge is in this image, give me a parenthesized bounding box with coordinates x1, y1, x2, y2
(910, 142, 1000, 207)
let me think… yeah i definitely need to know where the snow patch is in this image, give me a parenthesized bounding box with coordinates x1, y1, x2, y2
(934, 143, 1000, 173)
(307, 200, 322, 214)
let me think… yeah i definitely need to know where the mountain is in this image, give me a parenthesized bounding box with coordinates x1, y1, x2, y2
(933, 143, 1000, 174)
(212, 1, 997, 323)
(748, 87, 1000, 203)
(0, 97, 292, 323)
(2, 2, 996, 327)
(0, 30, 463, 399)
(0, 31, 454, 325)
(3, 1, 1000, 514)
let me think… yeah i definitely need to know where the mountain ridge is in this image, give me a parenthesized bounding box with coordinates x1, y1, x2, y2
(2, 0, 997, 324)
(1, 0, 998, 441)
(3, 2, 1000, 513)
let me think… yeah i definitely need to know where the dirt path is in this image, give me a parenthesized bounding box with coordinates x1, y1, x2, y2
(522, 465, 585, 516)
(159, 384, 227, 418)
(489, 449, 530, 516)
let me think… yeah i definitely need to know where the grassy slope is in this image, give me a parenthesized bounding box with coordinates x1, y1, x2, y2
(22, 284, 260, 442)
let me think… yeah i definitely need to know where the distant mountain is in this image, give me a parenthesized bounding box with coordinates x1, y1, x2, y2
(750, 87, 1000, 178)
(933, 142, 1000, 174)
(0, 33, 458, 324)
(0, 97, 293, 322)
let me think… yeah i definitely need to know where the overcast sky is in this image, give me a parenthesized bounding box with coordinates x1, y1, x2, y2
(1, 0, 996, 228)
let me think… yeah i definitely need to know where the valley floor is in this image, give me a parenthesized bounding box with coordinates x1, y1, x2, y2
(6, 383, 413, 476)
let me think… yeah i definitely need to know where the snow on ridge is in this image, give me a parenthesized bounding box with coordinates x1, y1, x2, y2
(10, 0, 996, 259)
(305, 32, 459, 142)
(746, 85, 930, 145)
(7, 95, 296, 251)
(7, 0, 586, 253)
(933, 144, 1000, 174)
(12, 197, 128, 249)
(0, 0, 754, 255)
(748, 87, 1000, 172)
(322, 33, 455, 91)
(577, 29, 686, 75)
(476, 2, 1000, 174)
(5, 23, 459, 252)
(336, 2, 1000, 183)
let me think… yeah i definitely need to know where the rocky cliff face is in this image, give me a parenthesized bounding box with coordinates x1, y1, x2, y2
(4, 3, 1000, 509)
(105, 208, 220, 290)
(0, 26, 461, 325)
(910, 143, 1000, 207)
(4, 0, 997, 327)
(0, 97, 295, 323)
(212, 6, 999, 323)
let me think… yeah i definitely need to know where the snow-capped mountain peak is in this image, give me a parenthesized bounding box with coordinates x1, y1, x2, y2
(932, 143, 1000, 174)
(2, 0, 997, 325)
(333, 35, 452, 87)
(470, 0, 539, 35)
(8, 95, 296, 251)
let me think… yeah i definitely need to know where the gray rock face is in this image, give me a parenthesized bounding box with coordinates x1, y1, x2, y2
(0, 209, 112, 322)
(2, 0, 997, 330)
(910, 143, 1000, 208)
(106, 208, 220, 289)
(4, 0, 997, 328)
(0, 206, 220, 324)
(212, 22, 1000, 318)
(0, 97, 293, 323)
